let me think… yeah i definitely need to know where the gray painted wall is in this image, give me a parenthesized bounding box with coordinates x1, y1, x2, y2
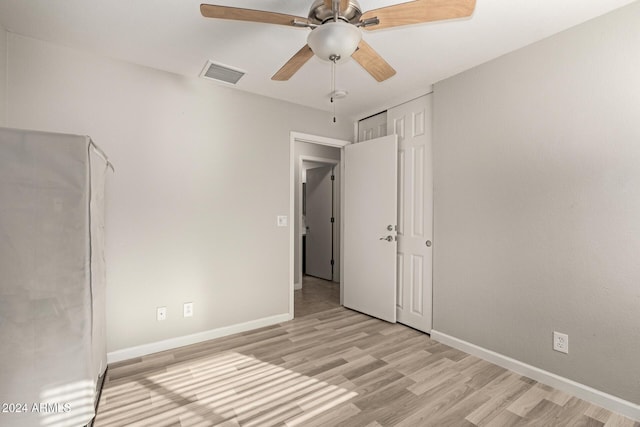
(0, 27, 6, 126)
(5, 33, 352, 352)
(433, 2, 640, 404)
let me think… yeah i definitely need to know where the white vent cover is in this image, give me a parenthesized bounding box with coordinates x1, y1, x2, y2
(200, 60, 245, 85)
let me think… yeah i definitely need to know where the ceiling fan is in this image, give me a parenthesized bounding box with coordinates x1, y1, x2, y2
(201, 0, 476, 82)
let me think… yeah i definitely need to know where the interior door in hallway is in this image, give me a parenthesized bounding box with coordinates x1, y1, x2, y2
(343, 135, 398, 323)
(305, 165, 334, 280)
(389, 95, 433, 332)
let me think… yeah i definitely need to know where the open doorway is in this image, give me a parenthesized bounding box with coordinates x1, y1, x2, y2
(298, 161, 338, 318)
(289, 132, 349, 318)
(303, 161, 337, 281)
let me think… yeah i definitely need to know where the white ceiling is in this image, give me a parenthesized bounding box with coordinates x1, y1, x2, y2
(0, 0, 636, 119)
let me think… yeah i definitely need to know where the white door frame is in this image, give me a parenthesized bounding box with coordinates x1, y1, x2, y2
(289, 132, 350, 318)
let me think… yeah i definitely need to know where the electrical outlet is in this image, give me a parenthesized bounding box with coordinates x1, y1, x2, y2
(553, 331, 568, 354)
(277, 215, 288, 227)
(157, 306, 167, 321)
(183, 302, 193, 318)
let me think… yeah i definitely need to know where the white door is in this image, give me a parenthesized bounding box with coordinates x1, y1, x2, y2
(343, 135, 398, 322)
(305, 166, 334, 280)
(389, 95, 433, 332)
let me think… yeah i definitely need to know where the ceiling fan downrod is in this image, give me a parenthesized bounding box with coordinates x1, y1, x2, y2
(332, 0, 340, 22)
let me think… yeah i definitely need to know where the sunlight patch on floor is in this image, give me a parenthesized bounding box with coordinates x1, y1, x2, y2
(95, 352, 357, 426)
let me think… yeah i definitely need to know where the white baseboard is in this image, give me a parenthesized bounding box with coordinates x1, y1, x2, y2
(107, 313, 292, 364)
(431, 330, 640, 422)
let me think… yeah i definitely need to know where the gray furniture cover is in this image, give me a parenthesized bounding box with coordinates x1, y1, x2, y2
(0, 127, 109, 427)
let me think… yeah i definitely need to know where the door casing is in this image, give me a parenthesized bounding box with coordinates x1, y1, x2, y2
(289, 132, 349, 318)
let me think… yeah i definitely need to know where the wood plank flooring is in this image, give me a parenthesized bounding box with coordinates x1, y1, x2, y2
(294, 276, 340, 318)
(95, 280, 638, 426)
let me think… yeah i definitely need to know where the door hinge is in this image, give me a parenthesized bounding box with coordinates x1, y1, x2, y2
(331, 175, 335, 181)
(330, 259, 335, 266)
(330, 217, 335, 223)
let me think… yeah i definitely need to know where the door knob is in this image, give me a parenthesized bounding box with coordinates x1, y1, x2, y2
(380, 236, 393, 242)
(386, 225, 393, 231)
(426, 240, 432, 247)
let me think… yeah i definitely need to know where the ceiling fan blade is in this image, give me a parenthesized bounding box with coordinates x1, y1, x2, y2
(361, 0, 476, 31)
(272, 45, 315, 81)
(352, 40, 396, 82)
(200, 4, 308, 27)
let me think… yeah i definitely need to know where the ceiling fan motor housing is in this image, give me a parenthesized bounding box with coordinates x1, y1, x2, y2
(308, 0, 362, 24)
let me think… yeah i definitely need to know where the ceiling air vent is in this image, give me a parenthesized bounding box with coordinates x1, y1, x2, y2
(200, 60, 245, 85)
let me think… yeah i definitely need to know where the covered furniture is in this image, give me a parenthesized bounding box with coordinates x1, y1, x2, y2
(0, 127, 110, 427)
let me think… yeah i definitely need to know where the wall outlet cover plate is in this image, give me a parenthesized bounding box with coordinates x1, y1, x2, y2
(553, 331, 568, 354)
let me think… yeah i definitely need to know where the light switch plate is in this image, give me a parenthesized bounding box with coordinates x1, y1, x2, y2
(183, 302, 193, 318)
(157, 306, 167, 321)
(277, 215, 288, 227)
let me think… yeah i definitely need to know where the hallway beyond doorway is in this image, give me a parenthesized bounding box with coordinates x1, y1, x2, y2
(294, 275, 340, 318)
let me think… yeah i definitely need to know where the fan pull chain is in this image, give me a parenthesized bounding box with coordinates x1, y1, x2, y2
(330, 56, 337, 123)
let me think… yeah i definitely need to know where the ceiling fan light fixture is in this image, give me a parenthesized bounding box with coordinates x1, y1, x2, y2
(307, 21, 362, 62)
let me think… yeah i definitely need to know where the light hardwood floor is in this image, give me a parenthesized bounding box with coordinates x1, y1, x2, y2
(294, 275, 340, 318)
(95, 281, 638, 426)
